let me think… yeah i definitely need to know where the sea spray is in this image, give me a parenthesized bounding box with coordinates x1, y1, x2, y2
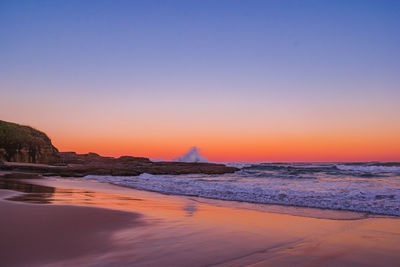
(173, 147, 208, 163)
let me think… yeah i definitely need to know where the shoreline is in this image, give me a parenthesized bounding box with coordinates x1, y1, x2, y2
(1, 173, 400, 266)
(36, 176, 385, 221)
(82, 172, 400, 218)
(3, 171, 380, 220)
(88, 180, 395, 220)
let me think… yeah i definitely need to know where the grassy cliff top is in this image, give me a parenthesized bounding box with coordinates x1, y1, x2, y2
(0, 120, 57, 150)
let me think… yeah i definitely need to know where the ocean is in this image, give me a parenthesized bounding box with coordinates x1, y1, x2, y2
(83, 162, 400, 216)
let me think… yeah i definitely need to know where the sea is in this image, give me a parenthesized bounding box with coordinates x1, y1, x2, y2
(83, 162, 400, 216)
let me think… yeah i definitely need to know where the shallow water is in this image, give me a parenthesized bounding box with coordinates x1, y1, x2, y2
(83, 162, 400, 216)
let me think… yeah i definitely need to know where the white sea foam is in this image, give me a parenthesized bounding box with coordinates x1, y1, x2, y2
(336, 164, 400, 173)
(223, 162, 258, 168)
(84, 166, 400, 216)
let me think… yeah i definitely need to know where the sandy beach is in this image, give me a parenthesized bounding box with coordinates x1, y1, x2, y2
(0, 173, 399, 266)
(0, 190, 141, 267)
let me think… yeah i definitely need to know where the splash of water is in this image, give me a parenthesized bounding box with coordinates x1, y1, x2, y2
(173, 147, 208, 163)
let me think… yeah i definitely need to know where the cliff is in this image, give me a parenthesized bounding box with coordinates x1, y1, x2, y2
(0, 120, 59, 164)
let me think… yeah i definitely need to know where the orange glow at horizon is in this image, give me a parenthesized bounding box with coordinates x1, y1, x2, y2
(51, 129, 400, 162)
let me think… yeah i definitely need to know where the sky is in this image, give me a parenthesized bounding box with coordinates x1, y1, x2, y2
(1, 0, 399, 162)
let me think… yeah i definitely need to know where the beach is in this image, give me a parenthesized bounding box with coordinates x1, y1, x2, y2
(2, 1, 399, 266)
(1, 173, 399, 266)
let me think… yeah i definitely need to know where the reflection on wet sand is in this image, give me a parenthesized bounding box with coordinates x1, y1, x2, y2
(183, 203, 197, 217)
(1, 176, 400, 266)
(0, 190, 142, 266)
(0, 178, 55, 204)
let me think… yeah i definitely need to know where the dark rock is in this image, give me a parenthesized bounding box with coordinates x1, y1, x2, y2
(116, 156, 151, 164)
(0, 173, 43, 179)
(58, 152, 149, 165)
(0, 120, 59, 164)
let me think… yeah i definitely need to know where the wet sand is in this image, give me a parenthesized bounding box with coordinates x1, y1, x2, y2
(1, 174, 400, 266)
(0, 190, 141, 266)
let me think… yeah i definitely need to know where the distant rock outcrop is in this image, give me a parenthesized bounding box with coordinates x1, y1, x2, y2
(0, 120, 59, 164)
(58, 152, 150, 165)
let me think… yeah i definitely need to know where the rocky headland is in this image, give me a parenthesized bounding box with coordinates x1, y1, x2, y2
(0, 120, 238, 177)
(0, 120, 59, 164)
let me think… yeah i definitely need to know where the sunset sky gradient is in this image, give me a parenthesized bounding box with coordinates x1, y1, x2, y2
(1, 0, 399, 162)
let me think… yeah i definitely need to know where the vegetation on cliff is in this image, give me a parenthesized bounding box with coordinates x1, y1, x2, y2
(0, 120, 59, 163)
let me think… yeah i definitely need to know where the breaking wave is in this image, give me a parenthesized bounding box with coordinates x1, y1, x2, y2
(336, 164, 400, 173)
(173, 147, 208, 163)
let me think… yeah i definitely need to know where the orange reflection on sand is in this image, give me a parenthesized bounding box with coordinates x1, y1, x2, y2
(48, 188, 191, 220)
